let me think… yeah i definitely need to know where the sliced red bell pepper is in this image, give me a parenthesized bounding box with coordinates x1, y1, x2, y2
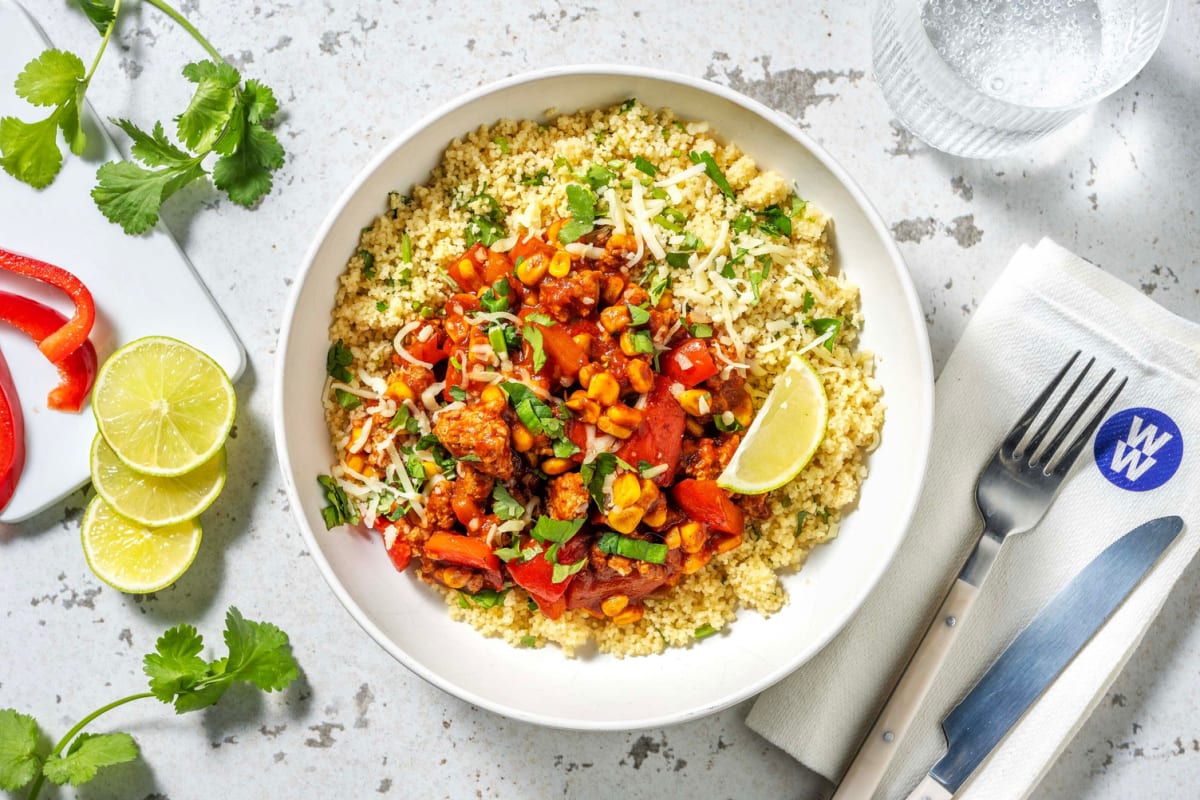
(0, 349, 24, 512)
(671, 479, 745, 536)
(403, 325, 450, 365)
(423, 532, 501, 572)
(0, 291, 97, 412)
(616, 375, 687, 485)
(662, 338, 719, 387)
(0, 248, 95, 364)
(533, 320, 586, 378)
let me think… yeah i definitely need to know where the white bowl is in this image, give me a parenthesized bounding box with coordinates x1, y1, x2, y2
(276, 66, 934, 730)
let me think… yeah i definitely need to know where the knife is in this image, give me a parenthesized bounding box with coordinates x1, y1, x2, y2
(906, 515, 1184, 800)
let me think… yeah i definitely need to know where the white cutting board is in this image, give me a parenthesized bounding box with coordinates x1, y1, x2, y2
(0, 0, 245, 523)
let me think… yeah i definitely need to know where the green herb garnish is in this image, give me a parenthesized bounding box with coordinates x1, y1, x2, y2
(325, 340, 353, 383)
(809, 318, 842, 351)
(558, 183, 596, 244)
(596, 531, 668, 564)
(448, 385, 468, 402)
(585, 163, 615, 191)
(694, 623, 718, 640)
(317, 474, 359, 529)
(492, 136, 509, 154)
(665, 251, 691, 269)
(520, 168, 549, 186)
(492, 484, 524, 521)
(334, 389, 361, 410)
(551, 557, 587, 584)
(632, 156, 657, 177)
(400, 233, 413, 263)
(688, 150, 734, 199)
(628, 304, 651, 326)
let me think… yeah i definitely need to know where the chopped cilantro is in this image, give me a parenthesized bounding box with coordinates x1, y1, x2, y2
(580, 452, 631, 508)
(802, 290, 815, 313)
(448, 385, 467, 402)
(459, 588, 508, 609)
(488, 325, 508, 357)
(791, 195, 807, 216)
(689, 150, 734, 199)
(688, 322, 713, 338)
(714, 413, 743, 433)
(461, 189, 506, 248)
(551, 557, 587, 584)
(523, 320, 547, 372)
(757, 204, 792, 238)
(359, 249, 375, 279)
(628, 304, 651, 326)
(665, 251, 690, 269)
(552, 437, 581, 458)
(585, 163, 616, 191)
(334, 389, 361, 410)
(632, 156, 658, 176)
(519, 635, 537, 647)
(531, 516, 585, 545)
(618, 98, 636, 113)
(325, 340, 353, 383)
(558, 183, 596, 244)
(629, 330, 655, 354)
(492, 484, 524, 521)
(400, 233, 413, 263)
(520, 168, 549, 186)
(596, 531, 667, 564)
(375, 300, 388, 312)
(731, 213, 754, 233)
(492, 136, 509, 154)
(795, 510, 808, 534)
(809, 318, 842, 351)
(647, 275, 671, 306)
(317, 475, 359, 529)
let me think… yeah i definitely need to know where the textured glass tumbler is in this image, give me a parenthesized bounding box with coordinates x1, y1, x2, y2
(873, 0, 1170, 158)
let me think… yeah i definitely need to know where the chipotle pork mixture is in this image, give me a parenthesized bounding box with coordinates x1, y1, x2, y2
(323, 224, 770, 625)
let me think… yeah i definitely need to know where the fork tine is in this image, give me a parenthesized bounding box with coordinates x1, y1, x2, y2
(1037, 367, 1114, 467)
(1000, 350, 1080, 455)
(1050, 375, 1127, 476)
(1023, 356, 1093, 458)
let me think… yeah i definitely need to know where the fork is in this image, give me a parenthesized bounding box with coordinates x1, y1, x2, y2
(833, 351, 1126, 800)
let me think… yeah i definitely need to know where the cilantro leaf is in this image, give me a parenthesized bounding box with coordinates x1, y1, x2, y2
(551, 557, 587, 584)
(558, 184, 596, 244)
(14, 49, 85, 107)
(112, 119, 192, 167)
(580, 452, 620, 507)
(0, 709, 43, 791)
(0, 115, 65, 188)
(221, 607, 301, 693)
(632, 156, 657, 176)
(212, 81, 285, 207)
(810, 318, 842, 351)
(584, 163, 615, 191)
(42, 733, 137, 787)
(523, 320, 547, 372)
(530, 516, 585, 544)
(689, 150, 734, 199)
(75, 0, 117, 33)
(143, 624, 209, 703)
(326, 339, 353, 383)
(176, 60, 240, 152)
(91, 157, 207, 235)
(492, 484, 524, 520)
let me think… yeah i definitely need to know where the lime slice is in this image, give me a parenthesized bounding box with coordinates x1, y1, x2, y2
(717, 355, 828, 495)
(92, 336, 236, 476)
(90, 434, 226, 527)
(81, 496, 202, 593)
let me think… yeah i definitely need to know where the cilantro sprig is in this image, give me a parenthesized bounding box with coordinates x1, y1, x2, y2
(0, 0, 285, 235)
(0, 608, 299, 799)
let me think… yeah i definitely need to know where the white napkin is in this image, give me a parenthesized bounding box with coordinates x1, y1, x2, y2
(746, 238, 1200, 799)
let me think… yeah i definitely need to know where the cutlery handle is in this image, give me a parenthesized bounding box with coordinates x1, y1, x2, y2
(905, 775, 954, 800)
(832, 578, 979, 800)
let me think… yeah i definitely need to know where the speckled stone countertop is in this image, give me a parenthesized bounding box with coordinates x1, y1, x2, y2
(3, 2, 1198, 798)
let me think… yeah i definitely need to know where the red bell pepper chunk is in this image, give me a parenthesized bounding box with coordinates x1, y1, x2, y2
(662, 338, 719, 388)
(423, 532, 501, 572)
(482, 249, 514, 285)
(0, 248, 95, 364)
(671, 479, 745, 536)
(0, 291, 97, 412)
(446, 244, 488, 292)
(403, 325, 450, 365)
(533, 320, 586, 378)
(616, 375, 686, 485)
(0, 350, 25, 512)
(386, 538, 413, 572)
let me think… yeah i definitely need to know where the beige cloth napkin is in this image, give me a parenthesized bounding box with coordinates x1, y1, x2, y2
(746, 238, 1200, 799)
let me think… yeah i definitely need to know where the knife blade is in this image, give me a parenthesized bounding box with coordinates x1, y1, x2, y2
(908, 515, 1184, 800)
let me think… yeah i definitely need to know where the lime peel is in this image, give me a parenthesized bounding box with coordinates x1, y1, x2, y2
(716, 354, 828, 495)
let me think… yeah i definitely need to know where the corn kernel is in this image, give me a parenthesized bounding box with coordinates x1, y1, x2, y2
(515, 255, 548, 286)
(350, 424, 364, 442)
(600, 305, 631, 334)
(618, 331, 640, 357)
(346, 453, 366, 473)
(512, 423, 535, 453)
(548, 250, 572, 278)
(627, 359, 654, 394)
(600, 594, 629, 617)
(480, 384, 506, 407)
(606, 233, 633, 251)
(442, 566, 471, 589)
(386, 379, 414, 402)
(422, 460, 442, 476)
(606, 403, 644, 429)
(643, 503, 667, 528)
(607, 506, 644, 533)
(612, 472, 642, 508)
(457, 259, 478, 283)
(597, 417, 634, 439)
(680, 521, 705, 554)
(664, 526, 682, 549)
(677, 389, 713, 417)
(655, 290, 673, 310)
(714, 534, 743, 554)
(602, 275, 625, 304)
(612, 604, 644, 625)
(541, 457, 574, 476)
(362, 466, 379, 480)
(571, 332, 593, 353)
(682, 550, 712, 574)
(578, 363, 599, 389)
(587, 373, 620, 406)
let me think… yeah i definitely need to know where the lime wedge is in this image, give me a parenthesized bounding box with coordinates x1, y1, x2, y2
(90, 434, 226, 527)
(81, 496, 202, 593)
(717, 355, 828, 495)
(92, 336, 236, 477)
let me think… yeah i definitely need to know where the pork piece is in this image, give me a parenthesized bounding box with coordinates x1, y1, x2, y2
(393, 361, 435, 397)
(421, 479, 457, 530)
(452, 463, 494, 506)
(434, 405, 514, 479)
(538, 269, 602, 322)
(735, 492, 773, 520)
(546, 472, 588, 521)
(680, 434, 740, 481)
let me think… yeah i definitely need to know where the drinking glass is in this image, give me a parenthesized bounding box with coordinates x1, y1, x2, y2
(873, 0, 1170, 158)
